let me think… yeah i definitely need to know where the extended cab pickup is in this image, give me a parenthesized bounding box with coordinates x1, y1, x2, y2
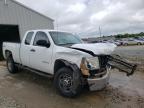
(2, 30, 137, 97)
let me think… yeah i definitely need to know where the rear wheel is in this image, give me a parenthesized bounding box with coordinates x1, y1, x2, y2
(6, 55, 18, 74)
(54, 67, 82, 97)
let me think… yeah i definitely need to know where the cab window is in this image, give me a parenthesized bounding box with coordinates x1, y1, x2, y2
(33, 31, 50, 46)
(25, 32, 34, 45)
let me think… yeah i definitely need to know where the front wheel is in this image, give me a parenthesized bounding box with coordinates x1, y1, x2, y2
(54, 67, 82, 97)
(124, 43, 128, 46)
(6, 56, 18, 74)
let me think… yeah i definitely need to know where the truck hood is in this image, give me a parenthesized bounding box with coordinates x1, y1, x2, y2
(70, 43, 117, 55)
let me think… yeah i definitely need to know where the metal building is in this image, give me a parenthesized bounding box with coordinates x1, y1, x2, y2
(0, 0, 54, 60)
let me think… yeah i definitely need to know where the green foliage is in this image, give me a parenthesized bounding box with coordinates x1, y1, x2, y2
(114, 32, 144, 39)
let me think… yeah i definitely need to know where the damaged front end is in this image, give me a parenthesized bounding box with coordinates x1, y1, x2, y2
(80, 55, 110, 91)
(107, 55, 137, 76)
(80, 55, 137, 91)
(70, 43, 136, 91)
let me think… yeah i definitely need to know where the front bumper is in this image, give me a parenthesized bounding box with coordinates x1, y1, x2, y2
(87, 69, 110, 91)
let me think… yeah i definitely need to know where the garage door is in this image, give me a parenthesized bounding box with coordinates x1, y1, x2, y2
(0, 25, 20, 60)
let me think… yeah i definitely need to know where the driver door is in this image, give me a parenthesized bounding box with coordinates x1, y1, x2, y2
(29, 31, 53, 73)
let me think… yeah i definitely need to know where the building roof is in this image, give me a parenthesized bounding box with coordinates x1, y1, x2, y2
(11, 0, 54, 21)
(27, 29, 71, 33)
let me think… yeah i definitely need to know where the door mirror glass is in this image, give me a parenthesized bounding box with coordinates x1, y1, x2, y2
(36, 40, 50, 48)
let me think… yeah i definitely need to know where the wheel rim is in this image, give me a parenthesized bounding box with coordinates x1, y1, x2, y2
(7, 59, 12, 71)
(59, 73, 73, 93)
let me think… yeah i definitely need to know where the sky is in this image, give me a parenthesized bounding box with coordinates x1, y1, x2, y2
(16, 0, 144, 38)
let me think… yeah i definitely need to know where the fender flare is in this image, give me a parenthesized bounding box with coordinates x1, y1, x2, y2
(54, 59, 80, 73)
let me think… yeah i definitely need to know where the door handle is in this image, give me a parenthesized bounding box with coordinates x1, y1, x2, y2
(30, 49, 36, 52)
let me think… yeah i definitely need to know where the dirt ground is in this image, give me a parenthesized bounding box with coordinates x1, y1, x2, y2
(0, 49, 144, 108)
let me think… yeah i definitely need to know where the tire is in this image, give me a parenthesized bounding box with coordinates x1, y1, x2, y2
(137, 42, 141, 45)
(54, 67, 82, 97)
(124, 43, 128, 46)
(6, 55, 18, 74)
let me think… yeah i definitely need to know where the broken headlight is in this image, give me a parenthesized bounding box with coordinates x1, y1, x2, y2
(82, 57, 100, 70)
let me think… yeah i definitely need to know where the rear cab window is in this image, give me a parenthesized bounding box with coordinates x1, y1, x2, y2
(25, 32, 34, 45)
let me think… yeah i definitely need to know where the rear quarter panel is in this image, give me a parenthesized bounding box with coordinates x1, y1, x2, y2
(3, 42, 21, 63)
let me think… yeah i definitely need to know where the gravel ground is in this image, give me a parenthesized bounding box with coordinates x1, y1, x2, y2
(0, 60, 143, 108)
(0, 96, 25, 108)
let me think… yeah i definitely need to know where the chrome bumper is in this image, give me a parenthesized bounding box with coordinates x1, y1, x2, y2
(87, 69, 110, 91)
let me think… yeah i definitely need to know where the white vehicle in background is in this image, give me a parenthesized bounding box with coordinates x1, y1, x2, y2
(134, 39, 144, 45)
(2, 30, 136, 97)
(108, 40, 121, 46)
(114, 40, 122, 46)
(122, 39, 144, 45)
(101, 40, 121, 46)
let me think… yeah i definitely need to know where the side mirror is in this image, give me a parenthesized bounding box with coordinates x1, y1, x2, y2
(36, 40, 50, 48)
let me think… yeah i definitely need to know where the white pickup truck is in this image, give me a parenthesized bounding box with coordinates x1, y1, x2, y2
(2, 30, 136, 97)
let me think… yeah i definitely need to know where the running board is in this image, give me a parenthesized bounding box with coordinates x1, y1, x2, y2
(16, 64, 53, 78)
(107, 55, 137, 76)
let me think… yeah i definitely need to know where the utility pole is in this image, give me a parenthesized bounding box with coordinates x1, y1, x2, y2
(99, 26, 102, 37)
(4, 0, 7, 5)
(56, 20, 58, 31)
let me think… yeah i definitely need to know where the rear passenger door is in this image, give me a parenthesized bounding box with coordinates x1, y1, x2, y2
(20, 31, 34, 67)
(29, 31, 53, 73)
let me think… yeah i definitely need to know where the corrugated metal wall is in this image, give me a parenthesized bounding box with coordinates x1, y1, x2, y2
(0, 0, 54, 40)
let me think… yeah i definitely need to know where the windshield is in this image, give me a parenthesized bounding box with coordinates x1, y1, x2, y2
(49, 32, 82, 46)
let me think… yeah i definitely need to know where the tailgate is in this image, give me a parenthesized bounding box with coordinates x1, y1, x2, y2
(107, 55, 137, 76)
